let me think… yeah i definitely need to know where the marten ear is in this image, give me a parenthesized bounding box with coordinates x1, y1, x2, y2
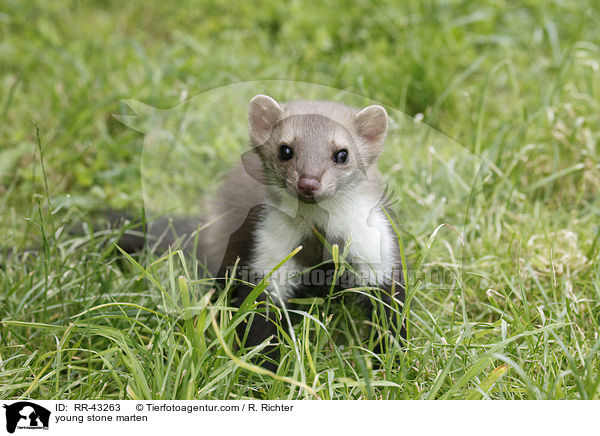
(354, 105, 388, 146)
(248, 94, 283, 146)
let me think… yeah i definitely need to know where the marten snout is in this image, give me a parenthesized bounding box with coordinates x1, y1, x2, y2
(297, 176, 321, 197)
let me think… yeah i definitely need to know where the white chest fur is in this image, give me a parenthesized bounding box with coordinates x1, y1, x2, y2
(249, 187, 398, 302)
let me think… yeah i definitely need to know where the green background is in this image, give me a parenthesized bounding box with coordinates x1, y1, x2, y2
(1, 0, 599, 399)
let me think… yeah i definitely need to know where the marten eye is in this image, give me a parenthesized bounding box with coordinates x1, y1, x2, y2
(278, 144, 294, 161)
(333, 149, 348, 164)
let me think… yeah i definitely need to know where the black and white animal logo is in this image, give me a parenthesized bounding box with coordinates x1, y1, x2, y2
(3, 402, 51, 434)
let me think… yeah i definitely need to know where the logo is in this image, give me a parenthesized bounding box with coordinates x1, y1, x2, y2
(2, 402, 50, 434)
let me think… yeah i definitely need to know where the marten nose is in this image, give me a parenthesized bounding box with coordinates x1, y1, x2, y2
(297, 177, 321, 196)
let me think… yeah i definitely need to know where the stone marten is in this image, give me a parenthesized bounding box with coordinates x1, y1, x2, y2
(119, 94, 406, 369)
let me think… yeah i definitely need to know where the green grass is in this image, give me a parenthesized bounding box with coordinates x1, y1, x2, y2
(1, 0, 600, 399)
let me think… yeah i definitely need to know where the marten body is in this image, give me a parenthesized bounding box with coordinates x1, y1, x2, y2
(122, 95, 405, 368)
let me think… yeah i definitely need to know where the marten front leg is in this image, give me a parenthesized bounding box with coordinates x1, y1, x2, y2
(358, 274, 407, 360)
(231, 283, 281, 372)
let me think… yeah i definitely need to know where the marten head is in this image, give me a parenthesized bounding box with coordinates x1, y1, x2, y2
(247, 94, 388, 203)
